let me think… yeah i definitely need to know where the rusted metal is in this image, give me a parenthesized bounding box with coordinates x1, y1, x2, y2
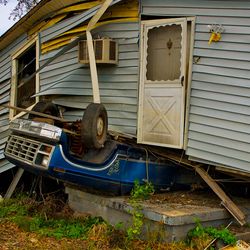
(68, 120, 84, 157)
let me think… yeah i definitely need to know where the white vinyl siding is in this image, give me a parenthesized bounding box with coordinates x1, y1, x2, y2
(39, 22, 139, 135)
(141, 0, 250, 174)
(0, 35, 28, 172)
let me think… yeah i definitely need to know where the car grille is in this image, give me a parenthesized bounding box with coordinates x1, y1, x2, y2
(5, 135, 40, 164)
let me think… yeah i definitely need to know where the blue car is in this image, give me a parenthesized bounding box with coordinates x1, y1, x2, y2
(4, 102, 178, 194)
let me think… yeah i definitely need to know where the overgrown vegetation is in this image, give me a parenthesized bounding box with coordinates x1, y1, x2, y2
(0, 187, 239, 250)
(0, 194, 103, 239)
(187, 220, 237, 249)
(126, 180, 154, 240)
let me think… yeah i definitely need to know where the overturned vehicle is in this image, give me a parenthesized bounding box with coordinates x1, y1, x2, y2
(4, 101, 179, 194)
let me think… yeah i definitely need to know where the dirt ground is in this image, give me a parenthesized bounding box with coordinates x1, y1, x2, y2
(0, 190, 249, 249)
(147, 190, 222, 208)
(0, 221, 87, 250)
(145, 189, 250, 209)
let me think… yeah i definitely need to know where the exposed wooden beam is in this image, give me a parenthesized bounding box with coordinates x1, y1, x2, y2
(4, 168, 24, 199)
(194, 166, 246, 226)
(114, 135, 247, 226)
(2, 104, 68, 123)
(86, 31, 101, 104)
(87, 0, 113, 31)
(86, 0, 113, 104)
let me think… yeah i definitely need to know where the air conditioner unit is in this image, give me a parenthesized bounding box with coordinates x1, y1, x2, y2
(78, 38, 118, 65)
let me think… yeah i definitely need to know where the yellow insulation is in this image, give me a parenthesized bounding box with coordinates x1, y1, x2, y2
(28, 1, 103, 36)
(40, 0, 138, 54)
(29, 14, 67, 36)
(41, 17, 138, 54)
(55, 1, 103, 14)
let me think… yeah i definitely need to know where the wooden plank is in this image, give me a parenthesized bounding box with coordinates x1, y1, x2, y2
(1, 104, 68, 123)
(194, 166, 246, 226)
(215, 166, 250, 180)
(129, 142, 248, 225)
(4, 168, 24, 199)
(86, 31, 101, 103)
(87, 0, 113, 31)
(86, 0, 115, 104)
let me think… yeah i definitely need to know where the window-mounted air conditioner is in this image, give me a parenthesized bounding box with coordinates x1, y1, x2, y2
(78, 38, 118, 65)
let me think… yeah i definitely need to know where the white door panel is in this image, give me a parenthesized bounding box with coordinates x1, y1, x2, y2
(143, 87, 182, 147)
(138, 18, 187, 148)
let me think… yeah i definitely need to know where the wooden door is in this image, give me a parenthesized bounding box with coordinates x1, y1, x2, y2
(138, 18, 187, 148)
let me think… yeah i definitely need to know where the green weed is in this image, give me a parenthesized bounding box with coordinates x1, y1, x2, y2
(187, 220, 237, 247)
(130, 180, 154, 200)
(0, 195, 103, 239)
(127, 180, 155, 240)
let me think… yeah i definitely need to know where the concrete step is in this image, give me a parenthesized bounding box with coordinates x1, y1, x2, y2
(65, 186, 250, 242)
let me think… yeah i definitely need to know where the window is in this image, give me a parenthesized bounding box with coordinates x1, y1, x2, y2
(146, 24, 182, 82)
(10, 36, 39, 119)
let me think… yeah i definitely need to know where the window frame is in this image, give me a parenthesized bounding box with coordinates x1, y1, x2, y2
(10, 35, 40, 120)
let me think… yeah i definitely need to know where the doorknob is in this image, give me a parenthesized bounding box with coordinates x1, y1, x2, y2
(181, 76, 184, 86)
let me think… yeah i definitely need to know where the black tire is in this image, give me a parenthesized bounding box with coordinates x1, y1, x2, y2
(28, 101, 60, 120)
(81, 103, 108, 149)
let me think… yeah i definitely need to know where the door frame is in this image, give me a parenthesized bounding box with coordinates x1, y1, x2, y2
(137, 17, 196, 149)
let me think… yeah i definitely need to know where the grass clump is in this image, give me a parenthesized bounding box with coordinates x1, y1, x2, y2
(187, 220, 237, 249)
(0, 194, 103, 239)
(0, 193, 238, 250)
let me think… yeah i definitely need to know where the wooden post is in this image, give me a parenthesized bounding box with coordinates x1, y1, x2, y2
(130, 145, 247, 226)
(2, 104, 68, 123)
(86, 0, 113, 104)
(86, 31, 101, 104)
(195, 166, 246, 226)
(4, 168, 24, 199)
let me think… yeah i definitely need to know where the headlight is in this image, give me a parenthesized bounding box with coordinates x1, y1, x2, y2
(41, 155, 50, 168)
(35, 145, 53, 169)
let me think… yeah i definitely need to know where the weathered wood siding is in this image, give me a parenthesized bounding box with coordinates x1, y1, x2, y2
(0, 35, 28, 172)
(141, 0, 250, 173)
(39, 22, 139, 135)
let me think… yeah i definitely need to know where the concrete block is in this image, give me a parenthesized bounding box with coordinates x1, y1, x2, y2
(65, 186, 250, 242)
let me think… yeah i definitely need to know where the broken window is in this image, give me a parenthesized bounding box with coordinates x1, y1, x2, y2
(16, 45, 36, 109)
(10, 37, 39, 118)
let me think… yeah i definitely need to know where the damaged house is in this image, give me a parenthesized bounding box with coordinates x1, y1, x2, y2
(0, 0, 249, 221)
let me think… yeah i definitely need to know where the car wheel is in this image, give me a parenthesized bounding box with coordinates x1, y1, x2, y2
(81, 103, 108, 149)
(28, 101, 60, 124)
